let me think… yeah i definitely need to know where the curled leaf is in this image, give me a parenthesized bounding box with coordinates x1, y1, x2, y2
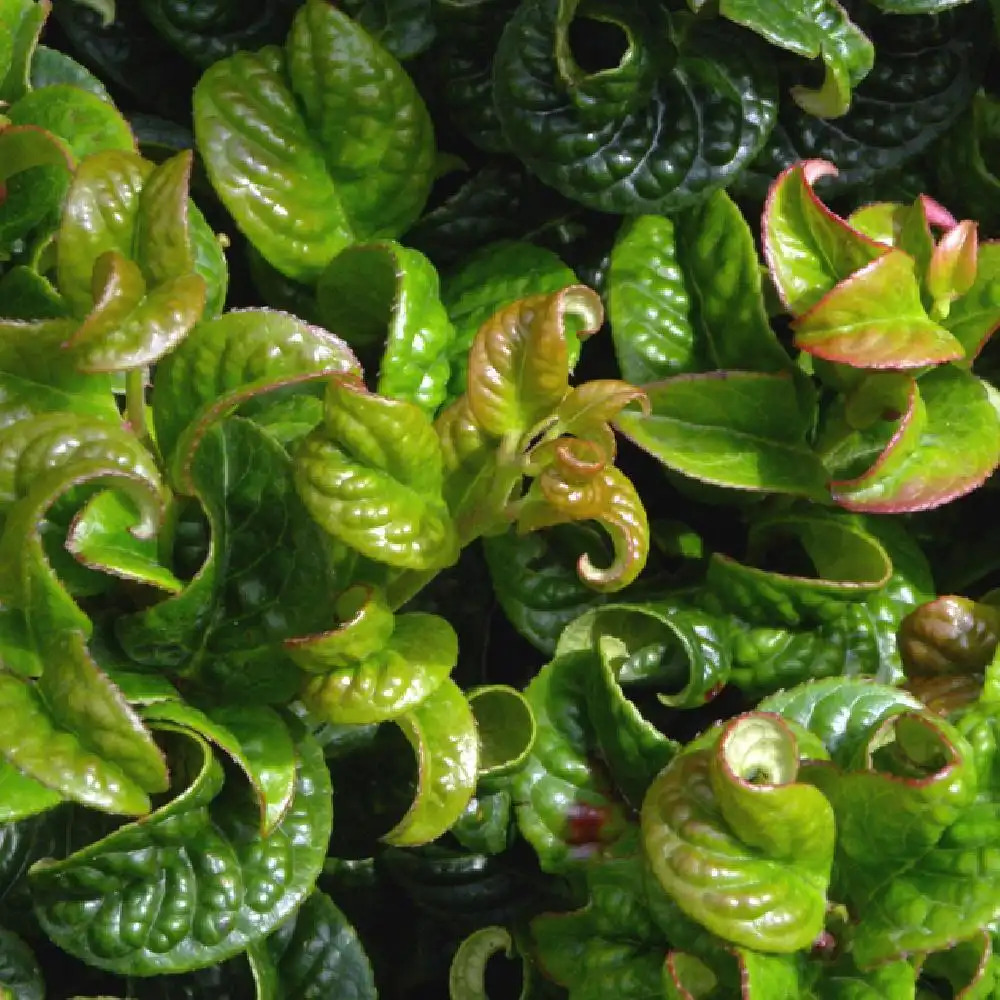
(899, 596, 1000, 678)
(641, 712, 834, 953)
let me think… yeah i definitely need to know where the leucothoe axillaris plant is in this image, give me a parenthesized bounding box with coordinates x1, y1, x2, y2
(3, 0, 1000, 997)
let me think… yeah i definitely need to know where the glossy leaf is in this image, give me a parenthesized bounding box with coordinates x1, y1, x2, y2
(641, 713, 834, 952)
(30, 720, 332, 976)
(898, 596, 1000, 678)
(831, 366, 1000, 512)
(615, 372, 827, 497)
(467, 685, 536, 779)
(382, 677, 478, 846)
(315, 240, 455, 414)
(792, 251, 963, 368)
(493, 0, 777, 213)
(194, 0, 435, 282)
(511, 653, 631, 872)
(467, 285, 602, 439)
(0, 0, 45, 104)
(945, 241, 1000, 361)
(299, 608, 458, 724)
(270, 890, 377, 999)
(718, 0, 873, 118)
(763, 159, 885, 314)
(0, 928, 43, 1000)
(441, 240, 577, 402)
(295, 379, 459, 570)
(0, 758, 63, 823)
(152, 308, 360, 476)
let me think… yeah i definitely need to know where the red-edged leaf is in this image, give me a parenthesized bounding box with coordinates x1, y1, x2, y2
(832, 366, 1000, 512)
(792, 252, 963, 369)
(945, 241, 1000, 361)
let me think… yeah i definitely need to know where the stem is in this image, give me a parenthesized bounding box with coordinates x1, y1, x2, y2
(126, 368, 152, 445)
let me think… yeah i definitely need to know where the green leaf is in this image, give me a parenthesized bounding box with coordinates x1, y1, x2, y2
(763, 159, 885, 314)
(0, 928, 43, 1000)
(270, 891, 377, 999)
(717, 0, 874, 118)
(29, 44, 111, 99)
(152, 308, 360, 478)
(743, 2, 989, 196)
(0, 0, 45, 104)
(793, 251, 963, 368)
(316, 240, 455, 414)
(298, 604, 458, 724)
(831, 366, 1000, 512)
(758, 675, 923, 766)
(510, 653, 633, 872)
(441, 240, 578, 402)
(641, 713, 834, 953)
(706, 511, 893, 627)
(449, 926, 522, 1000)
(945, 241, 1000, 361)
(339, 0, 435, 60)
(194, 0, 435, 282)
(119, 418, 339, 703)
(483, 523, 612, 656)
(0, 759, 63, 823)
(493, 0, 777, 213)
(467, 285, 602, 439)
(66, 490, 183, 594)
(141, 701, 298, 837)
(615, 372, 828, 498)
(382, 677, 478, 846)
(30, 719, 332, 976)
(468, 685, 537, 779)
(295, 379, 459, 571)
(608, 195, 790, 385)
(56, 150, 153, 317)
(0, 639, 161, 818)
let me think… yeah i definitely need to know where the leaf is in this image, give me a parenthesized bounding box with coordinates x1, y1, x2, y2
(294, 379, 459, 571)
(382, 677, 479, 846)
(493, 0, 777, 213)
(717, 0, 874, 118)
(763, 160, 885, 314)
(706, 510, 893, 628)
(441, 240, 577, 402)
(194, 0, 435, 282)
(483, 523, 612, 656)
(30, 719, 332, 976)
(831, 366, 1000, 512)
(758, 675, 923, 766)
(140, 701, 298, 838)
(339, 0, 435, 61)
(29, 43, 111, 99)
(742, 2, 990, 196)
(0, 928, 43, 1000)
(270, 891, 377, 999)
(449, 926, 523, 1000)
(898, 596, 1000, 678)
(468, 685, 537, 779)
(119, 418, 340, 704)
(66, 490, 184, 594)
(467, 285, 602, 439)
(56, 150, 153, 317)
(944, 241, 1000, 361)
(0, 759, 63, 823)
(0, 0, 45, 104)
(615, 372, 828, 497)
(298, 606, 458, 724)
(152, 308, 360, 478)
(510, 653, 634, 872)
(315, 240, 455, 414)
(641, 713, 834, 952)
(137, 0, 297, 68)
(792, 251, 963, 368)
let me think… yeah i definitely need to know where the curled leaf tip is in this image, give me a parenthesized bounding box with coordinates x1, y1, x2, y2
(919, 194, 958, 230)
(899, 596, 1000, 678)
(801, 159, 839, 186)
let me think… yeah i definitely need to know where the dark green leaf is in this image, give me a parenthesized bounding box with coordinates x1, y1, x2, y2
(29, 44, 111, 99)
(340, 0, 435, 60)
(0, 927, 43, 1000)
(494, 0, 777, 213)
(30, 719, 332, 976)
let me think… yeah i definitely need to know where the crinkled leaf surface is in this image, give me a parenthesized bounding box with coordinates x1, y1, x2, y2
(194, 0, 435, 282)
(30, 719, 332, 976)
(493, 0, 778, 213)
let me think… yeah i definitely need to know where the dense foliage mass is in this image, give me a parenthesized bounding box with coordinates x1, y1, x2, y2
(3, 0, 1000, 996)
